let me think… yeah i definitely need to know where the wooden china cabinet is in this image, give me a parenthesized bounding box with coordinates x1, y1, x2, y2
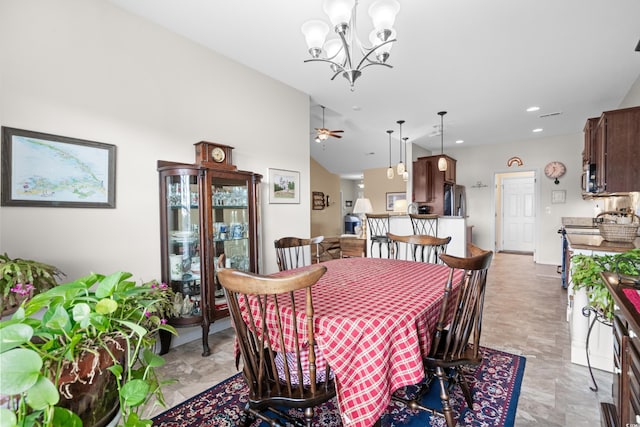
(157, 141, 262, 356)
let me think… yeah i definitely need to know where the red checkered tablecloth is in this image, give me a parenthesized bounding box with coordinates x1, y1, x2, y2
(247, 257, 463, 427)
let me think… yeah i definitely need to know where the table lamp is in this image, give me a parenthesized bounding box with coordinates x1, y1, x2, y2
(353, 198, 373, 239)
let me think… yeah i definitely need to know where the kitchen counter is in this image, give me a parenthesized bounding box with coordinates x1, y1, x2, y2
(566, 234, 639, 252)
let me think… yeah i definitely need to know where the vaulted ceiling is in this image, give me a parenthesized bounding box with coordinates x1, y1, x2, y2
(109, 0, 640, 179)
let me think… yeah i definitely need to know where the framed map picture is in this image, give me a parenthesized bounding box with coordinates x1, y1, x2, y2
(1, 127, 116, 208)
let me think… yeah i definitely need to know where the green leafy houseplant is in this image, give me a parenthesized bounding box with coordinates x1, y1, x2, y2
(0, 253, 65, 316)
(0, 271, 178, 427)
(571, 248, 640, 320)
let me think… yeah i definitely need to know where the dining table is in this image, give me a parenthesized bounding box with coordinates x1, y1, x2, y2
(254, 257, 464, 427)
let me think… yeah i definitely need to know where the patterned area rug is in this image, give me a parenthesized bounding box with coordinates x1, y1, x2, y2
(152, 347, 525, 427)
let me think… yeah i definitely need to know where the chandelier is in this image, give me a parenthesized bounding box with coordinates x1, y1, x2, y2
(301, 0, 400, 90)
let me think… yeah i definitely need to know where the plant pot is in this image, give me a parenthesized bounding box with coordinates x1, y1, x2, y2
(56, 336, 127, 427)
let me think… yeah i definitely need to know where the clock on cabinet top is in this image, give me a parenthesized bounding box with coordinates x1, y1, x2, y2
(194, 141, 236, 170)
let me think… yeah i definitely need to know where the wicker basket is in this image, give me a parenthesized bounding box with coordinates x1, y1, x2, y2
(596, 212, 640, 243)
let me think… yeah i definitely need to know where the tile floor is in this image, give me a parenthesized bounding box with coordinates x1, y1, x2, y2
(148, 253, 614, 426)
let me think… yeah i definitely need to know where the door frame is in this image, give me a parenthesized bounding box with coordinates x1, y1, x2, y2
(493, 169, 539, 262)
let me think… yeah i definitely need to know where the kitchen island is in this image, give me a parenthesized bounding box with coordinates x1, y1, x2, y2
(364, 215, 468, 258)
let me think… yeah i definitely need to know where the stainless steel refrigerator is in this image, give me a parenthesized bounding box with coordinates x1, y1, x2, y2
(443, 184, 466, 217)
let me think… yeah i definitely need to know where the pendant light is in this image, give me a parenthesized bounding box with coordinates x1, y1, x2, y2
(386, 129, 394, 179)
(437, 111, 448, 172)
(402, 136, 409, 181)
(396, 120, 405, 175)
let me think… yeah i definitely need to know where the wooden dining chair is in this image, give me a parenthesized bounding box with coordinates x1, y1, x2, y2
(387, 232, 451, 264)
(365, 213, 391, 258)
(217, 265, 335, 427)
(393, 243, 493, 427)
(409, 213, 439, 236)
(274, 236, 324, 271)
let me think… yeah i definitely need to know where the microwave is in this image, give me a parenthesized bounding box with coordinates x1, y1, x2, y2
(583, 163, 597, 193)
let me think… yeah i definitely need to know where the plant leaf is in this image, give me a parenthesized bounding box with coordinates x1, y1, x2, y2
(42, 304, 71, 333)
(95, 271, 132, 299)
(96, 298, 118, 315)
(25, 375, 59, 410)
(71, 303, 92, 328)
(0, 408, 17, 427)
(114, 319, 147, 338)
(142, 348, 165, 368)
(52, 406, 83, 427)
(0, 348, 42, 395)
(120, 378, 150, 407)
(0, 323, 33, 353)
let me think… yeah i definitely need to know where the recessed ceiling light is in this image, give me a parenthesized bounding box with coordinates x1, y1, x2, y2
(352, 105, 362, 111)
(526, 106, 540, 112)
(455, 140, 464, 144)
(532, 128, 543, 133)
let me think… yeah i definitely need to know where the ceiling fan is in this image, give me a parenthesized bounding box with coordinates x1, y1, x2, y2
(314, 105, 344, 143)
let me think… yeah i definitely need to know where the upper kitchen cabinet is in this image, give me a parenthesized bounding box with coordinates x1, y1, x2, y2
(583, 106, 640, 195)
(412, 155, 456, 214)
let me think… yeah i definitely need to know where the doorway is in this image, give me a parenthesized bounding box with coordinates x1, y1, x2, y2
(495, 171, 536, 255)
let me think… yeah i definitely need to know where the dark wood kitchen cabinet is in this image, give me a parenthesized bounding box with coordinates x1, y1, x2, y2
(584, 106, 640, 195)
(412, 154, 456, 215)
(157, 141, 261, 356)
(600, 272, 640, 427)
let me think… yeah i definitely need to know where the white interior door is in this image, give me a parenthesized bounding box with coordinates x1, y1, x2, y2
(501, 175, 535, 252)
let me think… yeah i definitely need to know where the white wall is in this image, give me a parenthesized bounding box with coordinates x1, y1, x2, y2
(0, 0, 310, 282)
(447, 132, 597, 266)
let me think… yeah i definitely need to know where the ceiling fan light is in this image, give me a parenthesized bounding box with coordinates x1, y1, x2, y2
(368, 0, 400, 32)
(387, 166, 394, 179)
(301, 20, 330, 54)
(438, 156, 448, 172)
(318, 133, 329, 141)
(323, 0, 355, 28)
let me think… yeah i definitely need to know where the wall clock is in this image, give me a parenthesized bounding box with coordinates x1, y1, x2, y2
(544, 161, 566, 184)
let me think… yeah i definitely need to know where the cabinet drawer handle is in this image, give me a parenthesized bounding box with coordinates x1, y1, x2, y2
(636, 414, 640, 423)
(614, 367, 621, 374)
(631, 330, 638, 339)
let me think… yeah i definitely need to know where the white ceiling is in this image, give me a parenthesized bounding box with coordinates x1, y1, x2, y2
(108, 0, 640, 179)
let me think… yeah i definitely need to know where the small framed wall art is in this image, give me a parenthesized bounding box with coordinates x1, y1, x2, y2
(268, 168, 300, 204)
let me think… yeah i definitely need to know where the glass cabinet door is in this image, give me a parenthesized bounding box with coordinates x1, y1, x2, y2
(210, 178, 250, 309)
(164, 173, 203, 320)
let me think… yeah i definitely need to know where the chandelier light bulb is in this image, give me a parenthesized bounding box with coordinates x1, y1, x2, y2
(397, 162, 405, 175)
(368, 0, 400, 33)
(402, 171, 409, 182)
(323, 0, 355, 28)
(301, 20, 330, 57)
(387, 166, 394, 179)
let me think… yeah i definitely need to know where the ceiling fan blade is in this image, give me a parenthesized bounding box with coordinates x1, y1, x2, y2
(330, 134, 343, 138)
(330, 130, 344, 133)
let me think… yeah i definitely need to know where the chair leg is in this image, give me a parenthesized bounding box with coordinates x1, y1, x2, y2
(435, 366, 456, 427)
(456, 367, 474, 409)
(304, 407, 314, 427)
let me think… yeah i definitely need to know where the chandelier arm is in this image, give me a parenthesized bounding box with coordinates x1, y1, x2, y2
(358, 62, 393, 72)
(356, 38, 397, 68)
(338, 31, 355, 72)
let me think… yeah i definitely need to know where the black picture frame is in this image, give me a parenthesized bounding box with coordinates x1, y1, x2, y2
(1, 127, 116, 208)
